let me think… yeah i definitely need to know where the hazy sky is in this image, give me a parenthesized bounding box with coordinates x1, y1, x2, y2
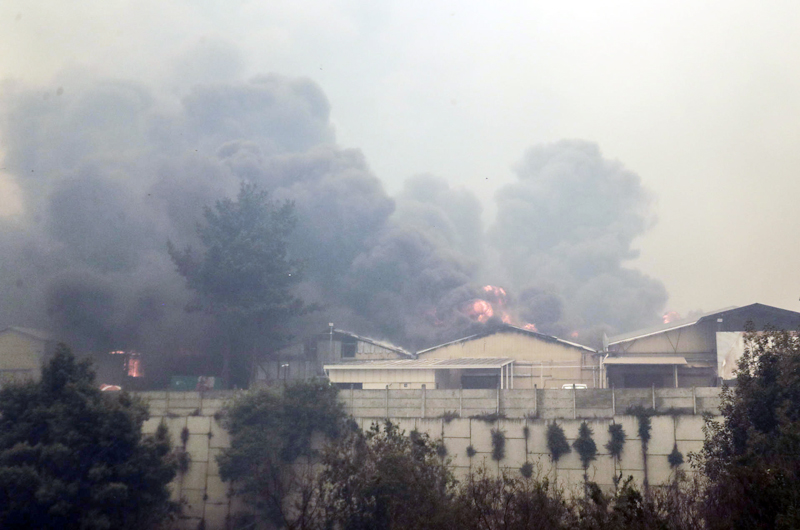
(2, 0, 799, 318)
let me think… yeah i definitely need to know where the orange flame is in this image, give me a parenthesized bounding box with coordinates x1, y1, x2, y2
(460, 285, 538, 331)
(483, 285, 507, 301)
(467, 299, 494, 323)
(662, 311, 681, 324)
(126, 352, 143, 378)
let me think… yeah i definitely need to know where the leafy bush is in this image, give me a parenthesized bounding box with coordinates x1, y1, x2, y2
(217, 380, 347, 528)
(322, 420, 456, 530)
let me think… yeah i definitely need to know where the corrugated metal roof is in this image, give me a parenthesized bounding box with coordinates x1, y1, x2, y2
(324, 357, 514, 370)
(607, 307, 738, 345)
(416, 324, 597, 355)
(603, 356, 687, 365)
(329, 329, 413, 358)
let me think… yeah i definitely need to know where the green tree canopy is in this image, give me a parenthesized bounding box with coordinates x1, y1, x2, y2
(0, 344, 176, 530)
(321, 420, 457, 530)
(699, 328, 800, 530)
(168, 182, 307, 387)
(217, 380, 347, 529)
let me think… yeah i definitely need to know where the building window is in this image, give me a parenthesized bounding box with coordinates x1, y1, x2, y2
(342, 338, 357, 358)
(333, 382, 362, 389)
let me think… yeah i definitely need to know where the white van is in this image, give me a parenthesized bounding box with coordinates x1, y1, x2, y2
(561, 383, 588, 389)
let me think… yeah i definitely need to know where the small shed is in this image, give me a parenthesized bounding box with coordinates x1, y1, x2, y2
(324, 357, 515, 390)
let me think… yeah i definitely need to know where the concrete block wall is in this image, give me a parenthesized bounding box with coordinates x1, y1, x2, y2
(139, 391, 236, 530)
(353, 414, 716, 493)
(135, 388, 721, 529)
(341, 387, 721, 419)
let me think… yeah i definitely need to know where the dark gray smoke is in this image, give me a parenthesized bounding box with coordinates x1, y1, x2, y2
(0, 71, 666, 368)
(489, 140, 668, 340)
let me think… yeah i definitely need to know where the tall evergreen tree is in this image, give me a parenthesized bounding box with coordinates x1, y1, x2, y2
(168, 182, 307, 388)
(699, 328, 800, 529)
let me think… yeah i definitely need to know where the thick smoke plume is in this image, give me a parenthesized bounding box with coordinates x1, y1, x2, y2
(0, 70, 666, 371)
(489, 140, 668, 341)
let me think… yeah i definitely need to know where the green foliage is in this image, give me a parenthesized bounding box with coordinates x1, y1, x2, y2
(546, 422, 571, 463)
(0, 344, 177, 530)
(605, 423, 626, 460)
(455, 466, 573, 529)
(573, 422, 597, 472)
(168, 182, 308, 387)
(471, 412, 506, 423)
(439, 410, 460, 423)
(520, 462, 534, 478)
(574, 476, 704, 530)
(216, 380, 346, 528)
(322, 420, 456, 530)
(668, 444, 684, 469)
(175, 448, 191, 474)
(491, 429, 506, 462)
(698, 328, 800, 529)
(627, 405, 653, 446)
(436, 440, 448, 459)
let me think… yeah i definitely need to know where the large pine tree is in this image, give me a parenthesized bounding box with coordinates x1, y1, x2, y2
(168, 182, 307, 388)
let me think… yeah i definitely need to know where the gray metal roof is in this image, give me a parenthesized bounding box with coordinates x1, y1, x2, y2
(328, 329, 413, 358)
(0, 326, 54, 342)
(416, 324, 597, 355)
(324, 357, 514, 370)
(607, 306, 738, 345)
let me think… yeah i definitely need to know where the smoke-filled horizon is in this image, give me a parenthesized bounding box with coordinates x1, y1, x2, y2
(0, 72, 666, 359)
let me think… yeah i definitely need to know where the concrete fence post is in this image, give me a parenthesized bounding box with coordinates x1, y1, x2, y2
(459, 387, 463, 418)
(422, 385, 426, 418)
(385, 385, 390, 418)
(573, 385, 577, 419)
(533, 385, 538, 418)
(692, 386, 697, 415)
(496, 386, 500, 415)
(350, 384, 355, 415)
(652, 384, 656, 411)
(612, 385, 616, 416)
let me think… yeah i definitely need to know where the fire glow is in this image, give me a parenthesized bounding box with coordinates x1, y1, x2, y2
(463, 285, 537, 331)
(110, 350, 143, 377)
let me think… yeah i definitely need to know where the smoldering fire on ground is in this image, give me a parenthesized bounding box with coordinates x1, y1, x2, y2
(0, 66, 668, 370)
